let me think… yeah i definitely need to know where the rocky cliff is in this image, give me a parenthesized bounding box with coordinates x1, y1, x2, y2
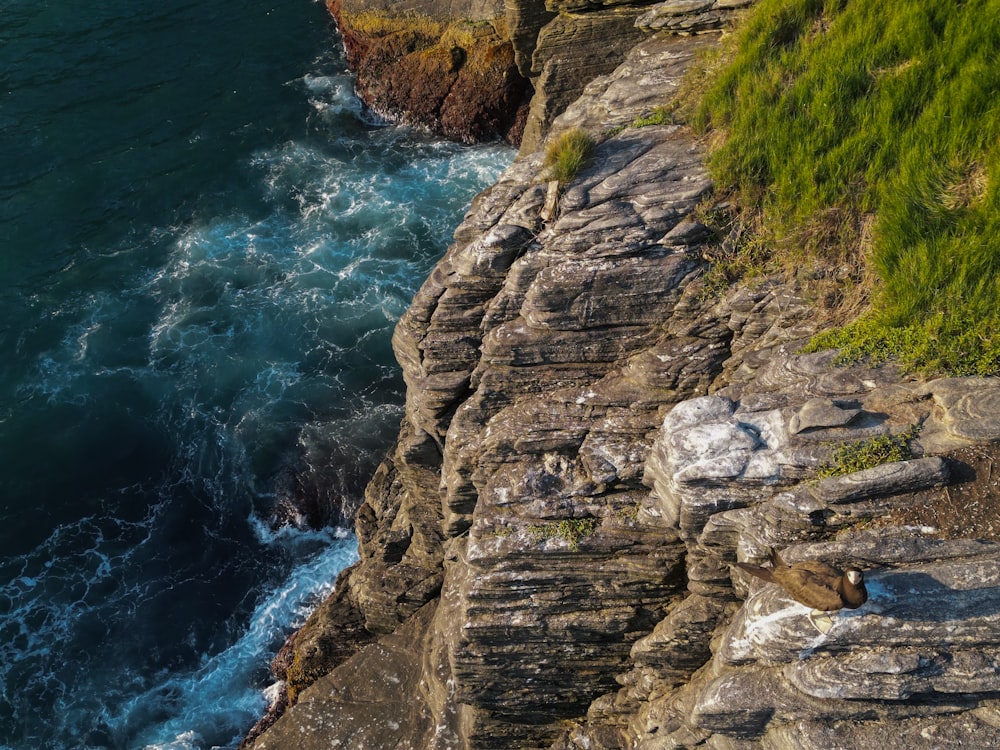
(327, 0, 530, 143)
(326, 0, 752, 148)
(247, 3, 1000, 748)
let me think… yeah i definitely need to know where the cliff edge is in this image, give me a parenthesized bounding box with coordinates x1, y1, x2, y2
(247, 3, 1000, 748)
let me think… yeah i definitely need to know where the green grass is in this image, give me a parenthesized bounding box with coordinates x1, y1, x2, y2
(694, 201, 774, 297)
(528, 518, 599, 551)
(544, 128, 596, 186)
(816, 428, 917, 479)
(691, 0, 1000, 375)
(632, 105, 676, 128)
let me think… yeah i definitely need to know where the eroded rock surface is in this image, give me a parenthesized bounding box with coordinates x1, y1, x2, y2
(253, 28, 729, 749)
(636, 0, 756, 34)
(250, 4, 1000, 748)
(250, 604, 440, 750)
(611, 363, 1000, 749)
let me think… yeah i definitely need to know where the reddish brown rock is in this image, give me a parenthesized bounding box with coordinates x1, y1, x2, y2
(441, 41, 530, 142)
(327, 0, 530, 143)
(245, 3, 1000, 748)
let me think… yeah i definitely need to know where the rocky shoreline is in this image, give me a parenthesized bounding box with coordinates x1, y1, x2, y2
(245, 2, 1000, 748)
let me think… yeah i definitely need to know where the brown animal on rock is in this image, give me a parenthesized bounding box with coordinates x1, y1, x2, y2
(737, 548, 868, 633)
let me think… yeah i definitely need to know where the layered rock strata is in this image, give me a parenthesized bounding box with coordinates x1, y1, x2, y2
(636, 0, 756, 34)
(610, 366, 1000, 749)
(253, 28, 726, 749)
(250, 3, 1000, 749)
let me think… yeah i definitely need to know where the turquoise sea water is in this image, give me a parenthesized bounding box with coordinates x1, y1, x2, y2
(0, 1, 512, 747)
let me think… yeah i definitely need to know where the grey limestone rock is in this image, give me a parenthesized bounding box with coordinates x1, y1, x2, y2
(636, 0, 756, 34)
(787, 396, 861, 434)
(520, 7, 648, 151)
(917, 376, 1000, 444)
(809, 456, 950, 504)
(630, 594, 734, 687)
(784, 648, 1000, 701)
(763, 711, 1000, 750)
(254, 9, 1000, 750)
(556, 33, 714, 138)
(690, 660, 990, 738)
(645, 393, 825, 540)
(249, 604, 442, 750)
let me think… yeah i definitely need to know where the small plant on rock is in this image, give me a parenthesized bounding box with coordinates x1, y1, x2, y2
(528, 517, 599, 552)
(632, 105, 676, 128)
(817, 427, 919, 479)
(544, 128, 595, 187)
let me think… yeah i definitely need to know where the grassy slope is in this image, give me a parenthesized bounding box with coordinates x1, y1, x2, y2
(692, 0, 1000, 375)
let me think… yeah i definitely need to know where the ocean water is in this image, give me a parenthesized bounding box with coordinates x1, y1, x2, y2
(0, 2, 513, 748)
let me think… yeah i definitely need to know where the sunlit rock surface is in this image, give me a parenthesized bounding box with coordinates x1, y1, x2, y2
(249, 3, 1000, 747)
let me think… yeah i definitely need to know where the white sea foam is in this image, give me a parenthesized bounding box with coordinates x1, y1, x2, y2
(122, 533, 359, 750)
(3, 29, 513, 749)
(302, 72, 363, 119)
(143, 730, 203, 750)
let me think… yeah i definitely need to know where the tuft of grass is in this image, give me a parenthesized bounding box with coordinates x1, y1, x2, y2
(544, 128, 596, 186)
(632, 105, 677, 128)
(690, 0, 1000, 375)
(816, 427, 918, 479)
(528, 517, 599, 551)
(803, 309, 1000, 375)
(487, 524, 514, 538)
(615, 502, 642, 524)
(694, 200, 776, 298)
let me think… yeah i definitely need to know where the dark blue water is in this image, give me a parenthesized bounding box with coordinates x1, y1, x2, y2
(0, 2, 512, 748)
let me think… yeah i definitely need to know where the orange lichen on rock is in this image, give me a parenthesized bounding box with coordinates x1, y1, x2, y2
(326, 0, 529, 143)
